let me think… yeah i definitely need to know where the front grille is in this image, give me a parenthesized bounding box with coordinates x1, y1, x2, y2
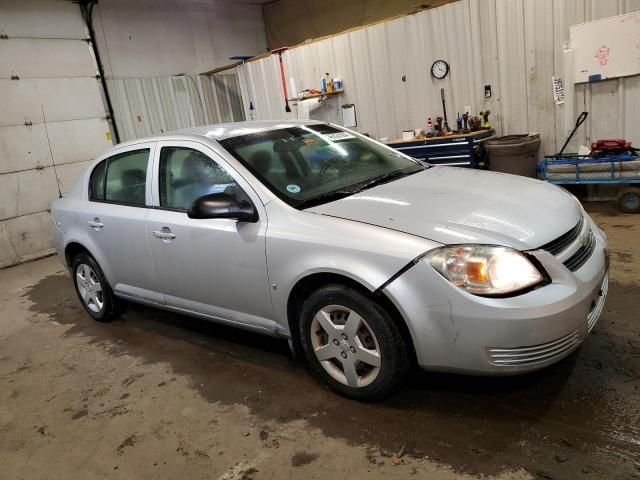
(539, 216, 584, 255)
(563, 230, 595, 271)
(487, 330, 582, 367)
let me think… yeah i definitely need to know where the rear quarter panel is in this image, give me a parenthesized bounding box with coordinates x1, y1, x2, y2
(50, 186, 116, 285)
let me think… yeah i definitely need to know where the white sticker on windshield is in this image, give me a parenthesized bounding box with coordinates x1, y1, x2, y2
(287, 184, 301, 193)
(324, 132, 355, 141)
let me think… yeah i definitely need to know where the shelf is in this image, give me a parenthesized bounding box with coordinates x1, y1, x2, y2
(289, 89, 343, 102)
(387, 128, 495, 145)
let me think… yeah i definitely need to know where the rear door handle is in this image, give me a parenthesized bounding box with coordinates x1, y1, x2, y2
(88, 218, 104, 230)
(152, 229, 176, 240)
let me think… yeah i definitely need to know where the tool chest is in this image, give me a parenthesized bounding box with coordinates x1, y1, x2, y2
(386, 129, 495, 168)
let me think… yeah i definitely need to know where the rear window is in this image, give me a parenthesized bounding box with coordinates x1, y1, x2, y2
(89, 160, 106, 201)
(89, 149, 150, 206)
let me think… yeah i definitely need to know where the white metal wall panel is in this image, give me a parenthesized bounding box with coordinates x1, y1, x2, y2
(0, 0, 87, 39)
(55, 160, 92, 195)
(0, 78, 106, 126)
(0, 167, 60, 220)
(108, 73, 245, 142)
(46, 118, 113, 165)
(0, 38, 95, 78)
(0, 212, 55, 269)
(0, 0, 111, 268)
(0, 124, 52, 174)
(241, 0, 640, 154)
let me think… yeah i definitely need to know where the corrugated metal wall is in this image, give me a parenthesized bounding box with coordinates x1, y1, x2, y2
(240, 0, 640, 156)
(108, 73, 245, 142)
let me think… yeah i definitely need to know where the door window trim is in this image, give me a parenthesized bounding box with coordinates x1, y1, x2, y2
(86, 142, 156, 207)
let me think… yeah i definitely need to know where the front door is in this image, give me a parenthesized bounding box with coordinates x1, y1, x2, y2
(146, 141, 275, 333)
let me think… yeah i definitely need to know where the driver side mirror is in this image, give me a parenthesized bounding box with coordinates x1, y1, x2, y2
(187, 193, 258, 222)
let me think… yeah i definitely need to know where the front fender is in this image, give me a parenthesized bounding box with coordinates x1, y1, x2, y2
(264, 203, 438, 335)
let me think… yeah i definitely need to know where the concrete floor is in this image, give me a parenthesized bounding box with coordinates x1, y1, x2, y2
(0, 203, 638, 480)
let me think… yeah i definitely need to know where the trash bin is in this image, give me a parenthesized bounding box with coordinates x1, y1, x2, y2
(486, 134, 541, 178)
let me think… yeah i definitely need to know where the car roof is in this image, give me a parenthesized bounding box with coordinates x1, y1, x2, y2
(113, 120, 326, 150)
(174, 120, 325, 140)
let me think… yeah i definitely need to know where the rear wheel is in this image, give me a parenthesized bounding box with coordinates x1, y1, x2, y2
(72, 253, 124, 322)
(617, 187, 640, 213)
(298, 284, 410, 401)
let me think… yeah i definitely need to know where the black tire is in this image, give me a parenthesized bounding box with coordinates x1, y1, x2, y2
(298, 284, 410, 401)
(72, 253, 125, 322)
(616, 187, 640, 214)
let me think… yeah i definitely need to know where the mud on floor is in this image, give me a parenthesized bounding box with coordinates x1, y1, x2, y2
(1, 202, 639, 479)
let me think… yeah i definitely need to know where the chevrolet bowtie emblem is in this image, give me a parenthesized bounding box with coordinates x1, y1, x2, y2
(579, 233, 590, 247)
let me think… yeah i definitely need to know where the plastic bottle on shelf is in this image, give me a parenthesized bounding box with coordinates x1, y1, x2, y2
(333, 77, 342, 90)
(320, 75, 327, 94)
(324, 73, 332, 93)
(427, 117, 434, 134)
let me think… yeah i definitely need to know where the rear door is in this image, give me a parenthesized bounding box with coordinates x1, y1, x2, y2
(146, 140, 275, 333)
(78, 143, 162, 303)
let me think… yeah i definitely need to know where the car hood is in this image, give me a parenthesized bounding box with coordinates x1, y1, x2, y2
(307, 167, 581, 249)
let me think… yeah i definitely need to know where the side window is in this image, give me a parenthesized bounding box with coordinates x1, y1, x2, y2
(104, 149, 150, 206)
(159, 147, 238, 210)
(89, 160, 107, 201)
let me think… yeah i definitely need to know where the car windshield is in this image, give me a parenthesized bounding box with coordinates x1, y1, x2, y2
(220, 124, 426, 209)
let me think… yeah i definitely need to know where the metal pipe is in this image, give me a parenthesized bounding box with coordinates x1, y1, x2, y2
(78, 0, 121, 143)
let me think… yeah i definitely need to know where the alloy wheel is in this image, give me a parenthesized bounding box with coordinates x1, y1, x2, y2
(310, 305, 381, 388)
(76, 263, 104, 313)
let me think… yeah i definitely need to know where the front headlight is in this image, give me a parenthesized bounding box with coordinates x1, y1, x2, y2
(425, 245, 544, 296)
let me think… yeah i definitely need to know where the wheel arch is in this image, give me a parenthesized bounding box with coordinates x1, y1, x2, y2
(286, 271, 418, 365)
(63, 240, 114, 287)
(64, 241, 91, 268)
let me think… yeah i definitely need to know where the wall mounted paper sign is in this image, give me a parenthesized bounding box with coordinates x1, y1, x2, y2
(552, 76, 565, 105)
(570, 11, 640, 83)
(342, 104, 357, 128)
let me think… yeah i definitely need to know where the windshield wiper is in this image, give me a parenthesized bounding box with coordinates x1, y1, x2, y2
(296, 189, 360, 209)
(296, 165, 426, 209)
(355, 166, 424, 193)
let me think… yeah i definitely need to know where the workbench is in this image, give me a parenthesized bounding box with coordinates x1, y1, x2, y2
(386, 129, 495, 168)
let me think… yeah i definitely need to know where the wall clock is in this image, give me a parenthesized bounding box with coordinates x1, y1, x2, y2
(431, 60, 449, 79)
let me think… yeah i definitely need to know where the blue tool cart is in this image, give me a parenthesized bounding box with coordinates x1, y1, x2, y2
(386, 129, 495, 168)
(539, 153, 640, 213)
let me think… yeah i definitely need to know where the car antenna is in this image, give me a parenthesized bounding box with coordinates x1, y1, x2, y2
(42, 104, 63, 198)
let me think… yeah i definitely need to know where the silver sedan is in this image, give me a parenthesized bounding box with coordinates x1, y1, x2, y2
(51, 121, 609, 400)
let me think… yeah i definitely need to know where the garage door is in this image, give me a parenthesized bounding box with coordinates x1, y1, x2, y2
(0, 0, 113, 268)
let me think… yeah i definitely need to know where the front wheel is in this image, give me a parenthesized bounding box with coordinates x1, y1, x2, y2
(298, 285, 410, 401)
(72, 253, 124, 322)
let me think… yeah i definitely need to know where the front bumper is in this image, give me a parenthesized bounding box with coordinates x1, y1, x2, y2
(383, 220, 609, 374)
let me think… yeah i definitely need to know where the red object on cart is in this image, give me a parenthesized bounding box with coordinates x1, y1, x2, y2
(590, 139, 632, 155)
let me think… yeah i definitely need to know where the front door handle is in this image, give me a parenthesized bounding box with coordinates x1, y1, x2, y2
(88, 218, 104, 230)
(152, 229, 176, 241)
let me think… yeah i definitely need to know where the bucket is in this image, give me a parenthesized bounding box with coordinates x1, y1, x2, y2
(486, 134, 541, 178)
